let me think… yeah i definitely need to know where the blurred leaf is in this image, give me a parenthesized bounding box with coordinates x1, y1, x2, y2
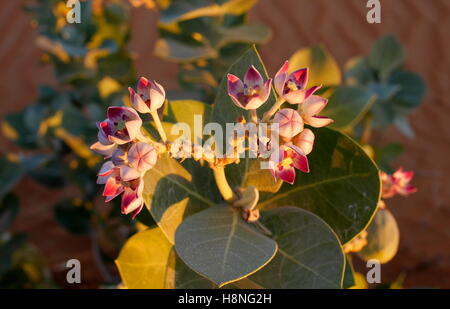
(289, 45, 342, 86)
(54, 200, 91, 235)
(0, 234, 27, 277)
(248, 207, 344, 288)
(0, 158, 25, 200)
(345, 57, 376, 86)
(155, 38, 217, 62)
(368, 35, 405, 81)
(324, 86, 376, 129)
(367, 82, 400, 102)
(389, 71, 426, 109)
(98, 76, 122, 98)
(216, 24, 271, 48)
(357, 208, 400, 264)
(375, 143, 403, 173)
(175, 205, 277, 287)
(160, 0, 258, 25)
(0, 194, 20, 234)
(258, 127, 381, 244)
(394, 116, 415, 139)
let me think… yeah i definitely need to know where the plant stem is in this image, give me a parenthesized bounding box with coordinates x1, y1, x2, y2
(213, 166, 236, 202)
(261, 96, 285, 122)
(150, 110, 167, 142)
(250, 109, 258, 123)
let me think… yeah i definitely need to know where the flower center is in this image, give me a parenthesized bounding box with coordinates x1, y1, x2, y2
(243, 85, 259, 97)
(279, 157, 293, 169)
(286, 80, 299, 92)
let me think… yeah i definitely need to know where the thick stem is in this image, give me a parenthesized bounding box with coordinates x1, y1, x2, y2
(213, 166, 236, 202)
(261, 96, 285, 122)
(150, 110, 167, 142)
(250, 109, 258, 123)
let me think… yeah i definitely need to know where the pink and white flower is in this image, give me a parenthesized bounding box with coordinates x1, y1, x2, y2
(274, 61, 321, 104)
(269, 144, 309, 184)
(97, 162, 145, 219)
(298, 95, 333, 128)
(128, 77, 166, 114)
(381, 168, 417, 199)
(96, 106, 143, 145)
(227, 66, 272, 110)
(273, 108, 304, 140)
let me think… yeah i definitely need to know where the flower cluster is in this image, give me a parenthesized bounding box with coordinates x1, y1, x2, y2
(381, 167, 417, 199)
(227, 61, 333, 184)
(91, 77, 165, 218)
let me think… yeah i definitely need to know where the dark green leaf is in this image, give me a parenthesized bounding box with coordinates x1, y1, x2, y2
(248, 207, 345, 288)
(368, 35, 405, 81)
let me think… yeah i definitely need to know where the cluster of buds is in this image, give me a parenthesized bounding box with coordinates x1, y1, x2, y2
(381, 167, 417, 199)
(91, 77, 165, 218)
(227, 62, 333, 184)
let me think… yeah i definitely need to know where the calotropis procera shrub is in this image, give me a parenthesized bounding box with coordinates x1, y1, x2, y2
(93, 46, 382, 288)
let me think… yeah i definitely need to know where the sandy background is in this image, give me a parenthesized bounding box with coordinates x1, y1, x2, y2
(1, 0, 449, 288)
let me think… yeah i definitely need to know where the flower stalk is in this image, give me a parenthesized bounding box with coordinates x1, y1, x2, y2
(150, 110, 167, 142)
(213, 166, 236, 202)
(262, 96, 285, 122)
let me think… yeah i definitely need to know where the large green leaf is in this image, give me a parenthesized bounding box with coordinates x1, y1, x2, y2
(175, 205, 277, 287)
(248, 207, 345, 288)
(288, 45, 342, 86)
(258, 127, 381, 244)
(368, 35, 405, 81)
(343, 255, 356, 289)
(323, 86, 376, 129)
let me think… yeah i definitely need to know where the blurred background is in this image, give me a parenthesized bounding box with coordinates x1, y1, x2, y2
(0, 0, 449, 288)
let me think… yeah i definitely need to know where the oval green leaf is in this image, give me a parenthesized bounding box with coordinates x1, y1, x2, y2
(247, 207, 345, 288)
(174, 205, 277, 287)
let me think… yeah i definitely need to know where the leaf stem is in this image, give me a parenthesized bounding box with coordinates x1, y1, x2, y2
(150, 110, 167, 142)
(262, 96, 285, 122)
(213, 166, 236, 202)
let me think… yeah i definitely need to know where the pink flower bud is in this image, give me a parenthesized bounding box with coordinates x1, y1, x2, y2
(96, 106, 142, 145)
(127, 142, 157, 173)
(273, 108, 304, 139)
(129, 77, 166, 113)
(293, 128, 315, 155)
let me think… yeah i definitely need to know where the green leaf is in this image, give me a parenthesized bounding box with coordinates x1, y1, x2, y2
(289, 45, 342, 86)
(0, 194, 20, 234)
(258, 127, 381, 244)
(368, 35, 405, 81)
(394, 116, 415, 138)
(143, 154, 221, 243)
(116, 228, 173, 289)
(323, 86, 376, 129)
(357, 208, 400, 264)
(160, 0, 258, 25)
(247, 207, 344, 288)
(155, 38, 217, 62)
(174, 205, 277, 287)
